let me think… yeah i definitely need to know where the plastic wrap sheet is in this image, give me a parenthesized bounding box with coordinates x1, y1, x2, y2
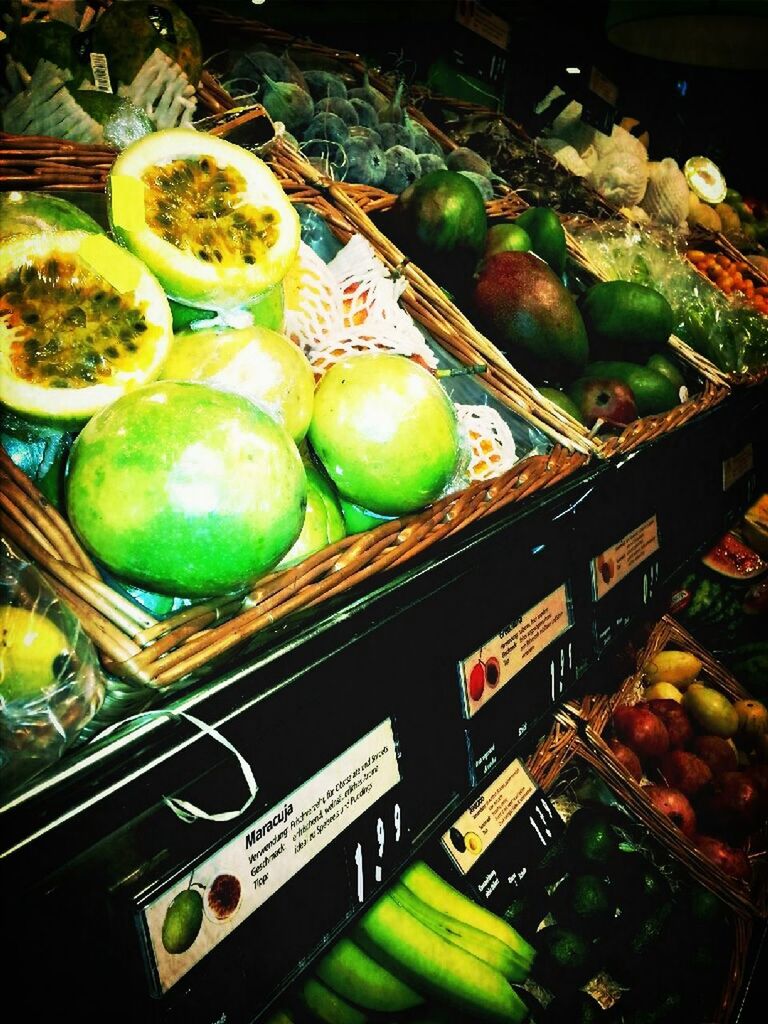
(570, 220, 768, 374)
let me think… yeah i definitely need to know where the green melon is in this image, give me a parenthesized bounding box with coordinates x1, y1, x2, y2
(66, 381, 307, 597)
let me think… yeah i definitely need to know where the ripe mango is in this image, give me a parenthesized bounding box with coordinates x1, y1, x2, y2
(684, 683, 739, 738)
(473, 251, 589, 382)
(643, 650, 701, 689)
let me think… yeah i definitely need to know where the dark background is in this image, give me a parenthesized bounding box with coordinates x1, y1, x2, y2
(193, 0, 766, 197)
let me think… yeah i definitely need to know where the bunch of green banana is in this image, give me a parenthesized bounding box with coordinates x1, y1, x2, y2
(298, 860, 535, 1024)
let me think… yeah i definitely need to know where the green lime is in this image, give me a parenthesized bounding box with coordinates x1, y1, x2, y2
(484, 223, 532, 258)
(514, 207, 567, 276)
(539, 386, 586, 424)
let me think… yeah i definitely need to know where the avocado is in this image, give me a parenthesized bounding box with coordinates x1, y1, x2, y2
(514, 207, 567, 276)
(539, 387, 586, 424)
(548, 873, 616, 937)
(579, 281, 675, 359)
(474, 251, 589, 383)
(161, 888, 203, 954)
(583, 361, 679, 415)
(563, 807, 619, 870)
(534, 925, 599, 990)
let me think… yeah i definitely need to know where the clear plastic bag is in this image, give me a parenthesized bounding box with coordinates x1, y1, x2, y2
(0, 539, 105, 789)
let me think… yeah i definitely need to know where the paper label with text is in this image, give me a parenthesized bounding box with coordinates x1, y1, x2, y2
(455, 1, 510, 50)
(142, 720, 399, 993)
(460, 585, 572, 718)
(441, 759, 537, 874)
(722, 443, 754, 491)
(592, 515, 659, 600)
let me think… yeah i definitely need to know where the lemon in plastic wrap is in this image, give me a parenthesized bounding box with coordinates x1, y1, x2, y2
(0, 606, 70, 704)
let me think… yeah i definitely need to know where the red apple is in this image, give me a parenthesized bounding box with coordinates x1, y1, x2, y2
(613, 705, 670, 759)
(693, 834, 751, 880)
(608, 738, 643, 781)
(692, 735, 738, 776)
(659, 750, 712, 798)
(646, 699, 694, 749)
(704, 771, 764, 837)
(644, 784, 697, 836)
(570, 378, 638, 428)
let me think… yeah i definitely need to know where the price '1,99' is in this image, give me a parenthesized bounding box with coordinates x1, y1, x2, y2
(354, 802, 402, 903)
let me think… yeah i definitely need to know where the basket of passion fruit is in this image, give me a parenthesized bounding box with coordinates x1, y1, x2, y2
(0, 125, 589, 731)
(0, 1, 238, 192)
(566, 616, 768, 917)
(492, 720, 753, 1024)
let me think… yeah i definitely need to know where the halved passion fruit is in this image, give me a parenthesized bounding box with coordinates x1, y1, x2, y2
(684, 156, 727, 205)
(108, 129, 301, 310)
(0, 231, 172, 423)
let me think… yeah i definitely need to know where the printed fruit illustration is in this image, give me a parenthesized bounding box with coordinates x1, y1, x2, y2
(108, 129, 301, 310)
(449, 827, 466, 854)
(161, 887, 203, 954)
(0, 191, 103, 242)
(643, 785, 697, 836)
(91, 0, 203, 87)
(579, 281, 675, 360)
(468, 662, 485, 702)
(309, 354, 458, 516)
(390, 170, 488, 289)
(160, 324, 315, 442)
(513, 207, 567, 276)
(612, 705, 670, 758)
(0, 605, 69, 703)
(596, 554, 615, 584)
(644, 681, 683, 703)
(683, 683, 739, 738)
(206, 874, 241, 921)
(66, 381, 307, 597)
(485, 657, 500, 687)
(464, 832, 482, 855)
(569, 377, 637, 428)
(0, 230, 172, 423)
(643, 650, 702, 688)
(277, 464, 346, 569)
(473, 250, 589, 381)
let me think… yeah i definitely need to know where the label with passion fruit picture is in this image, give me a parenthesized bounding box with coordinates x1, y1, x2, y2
(591, 514, 659, 600)
(459, 584, 572, 718)
(140, 719, 400, 994)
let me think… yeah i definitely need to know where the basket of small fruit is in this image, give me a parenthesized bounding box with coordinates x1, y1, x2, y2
(569, 616, 768, 917)
(0, 122, 590, 729)
(259, 725, 752, 1024)
(0, 1, 237, 191)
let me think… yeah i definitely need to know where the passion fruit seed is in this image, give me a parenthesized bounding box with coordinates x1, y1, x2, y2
(2, 255, 157, 389)
(142, 157, 280, 267)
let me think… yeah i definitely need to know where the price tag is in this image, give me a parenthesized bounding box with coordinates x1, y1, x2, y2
(722, 443, 754, 491)
(459, 585, 573, 718)
(591, 515, 659, 600)
(139, 719, 400, 994)
(348, 796, 406, 905)
(441, 759, 562, 908)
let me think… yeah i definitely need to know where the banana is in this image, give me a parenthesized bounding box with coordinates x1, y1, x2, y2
(643, 650, 702, 688)
(389, 882, 529, 983)
(400, 861, 535, 970)
(355, 892, 529, 1022)
(262, 1013, 295, 1024)
(315, 936, 424, 1012)
(302, 976, 368, 1024)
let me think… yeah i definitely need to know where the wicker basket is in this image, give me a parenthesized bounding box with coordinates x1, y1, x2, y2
(524, 718, 750, 1022)
(565, 615, 768, 917)
(0, 176, 590, 701)
(271, 138, 731, 459)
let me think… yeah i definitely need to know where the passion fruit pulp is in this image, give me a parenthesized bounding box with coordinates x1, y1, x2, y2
(108, 129, 301, 310)
(0, 231, 171, 423)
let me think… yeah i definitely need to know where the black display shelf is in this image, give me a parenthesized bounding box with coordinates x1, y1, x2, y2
(1, 384, 765, 1024)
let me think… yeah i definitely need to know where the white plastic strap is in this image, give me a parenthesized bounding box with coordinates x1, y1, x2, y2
(89, 709, 258, 824)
